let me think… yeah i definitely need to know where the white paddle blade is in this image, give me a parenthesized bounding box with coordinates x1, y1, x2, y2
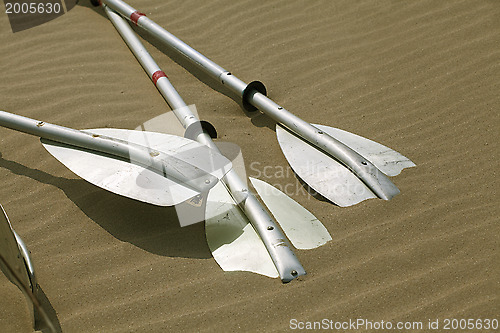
(276, 124, 414, 207)
(205, 182, 278, 278)
(312, 124, 415, 177)
(277, 125, 376, 207)
(42, 129, 231, 206)
(249, 178, 332, 249)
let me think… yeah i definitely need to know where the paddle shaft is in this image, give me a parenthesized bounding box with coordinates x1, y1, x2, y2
(0, 111, 216, 193)
(104, 6, 305, 282)
(98, 0, 400, 201)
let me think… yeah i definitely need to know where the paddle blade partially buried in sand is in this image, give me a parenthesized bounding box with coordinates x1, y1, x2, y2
(249, 177, 331, 250)
(205, 182, 279, 278)
(276, 124, 415, 207)
(41, 129, 232, 207)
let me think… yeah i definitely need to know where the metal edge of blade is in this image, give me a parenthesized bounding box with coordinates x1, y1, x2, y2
(0, 205, 38, 329)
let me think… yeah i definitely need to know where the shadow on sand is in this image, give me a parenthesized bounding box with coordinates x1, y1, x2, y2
(0, 153, 211, 259)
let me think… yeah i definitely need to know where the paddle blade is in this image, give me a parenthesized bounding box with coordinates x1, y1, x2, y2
(249, 177, 332, 249)
(276, 124, 414, 207)
(277, 125, 376, 206)
(205, 182, 278, 278)
(0, 206, 55, 331)
(0, 205, 32, 291)
(313, 124, 416, 177)
(41, 129, 231, 207)
(0, 205, 39, 329)
(91, 128, 233, 181)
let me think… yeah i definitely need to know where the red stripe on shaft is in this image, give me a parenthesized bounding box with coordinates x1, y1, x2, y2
(152, 71, 167, 86)
(130, 11, 146, 25)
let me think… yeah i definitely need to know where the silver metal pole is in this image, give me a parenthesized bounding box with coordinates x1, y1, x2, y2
(104, 6, 305, 282)
(0, 110, 216, 193)
(100, 0, 260, 108)
(97, 0, 400, 201)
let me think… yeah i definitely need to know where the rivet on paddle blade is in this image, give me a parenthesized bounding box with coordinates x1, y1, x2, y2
(291, 270, 298, 276)
(267, 226, 274, 230)
(205, 179, 211, 184)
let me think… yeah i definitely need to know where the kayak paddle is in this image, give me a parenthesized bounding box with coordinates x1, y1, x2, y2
(96, 0, 415, 207)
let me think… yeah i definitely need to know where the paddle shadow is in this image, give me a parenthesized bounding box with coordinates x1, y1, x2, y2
(0, 153, 211, 259)
(249, 112, 278, 132)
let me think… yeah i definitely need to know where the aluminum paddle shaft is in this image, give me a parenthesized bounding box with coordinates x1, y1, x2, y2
(97, 0, 400, 201)
(104, 6, 305, 282)
(0, 110, 216, 193)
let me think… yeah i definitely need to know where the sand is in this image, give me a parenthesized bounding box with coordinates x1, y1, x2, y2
(0, 0, 498, 332)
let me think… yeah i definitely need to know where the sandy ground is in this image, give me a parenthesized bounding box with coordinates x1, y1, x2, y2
(0, 0, 498, 332)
